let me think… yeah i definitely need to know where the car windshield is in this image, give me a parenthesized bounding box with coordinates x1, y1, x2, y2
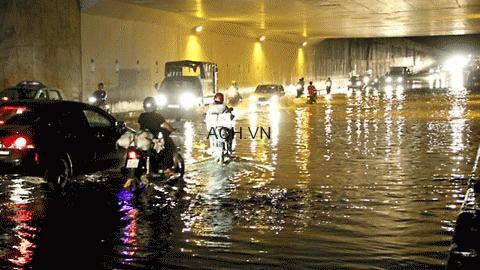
(160, 78, 201, 93)
(0, 106, 39, 125)
(0, 88, 38, 100)
(255, 85, 283, 94)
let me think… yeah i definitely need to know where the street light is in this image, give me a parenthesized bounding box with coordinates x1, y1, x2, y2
(258, 35, 266, 42)
(302, 41, 308, 47)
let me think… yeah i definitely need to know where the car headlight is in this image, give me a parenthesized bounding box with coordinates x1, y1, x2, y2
(180, 93, 197, 109)
(88, 96, 97, 103)
(155, 94, 167, 106)
(385, 76, 392, 83)
(271, 95, 279, 103)
(249, 95, 258, 102)
(397, 77, 403, 83)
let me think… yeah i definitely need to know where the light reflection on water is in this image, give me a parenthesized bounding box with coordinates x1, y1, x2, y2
(1, 88, 480, 269)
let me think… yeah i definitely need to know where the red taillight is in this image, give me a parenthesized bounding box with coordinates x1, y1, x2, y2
(0, 135, 34, 150)
(1, 106, 27, 114)
(128, 150, 138, 159)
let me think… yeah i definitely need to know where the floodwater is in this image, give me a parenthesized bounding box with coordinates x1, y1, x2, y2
(2, 87, 480, 269)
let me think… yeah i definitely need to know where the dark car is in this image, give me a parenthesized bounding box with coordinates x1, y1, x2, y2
(347, 76, 363, 90)
(251, 84, 285, 106)
(0, 101, 126, 187)
(0, 81, 64, 103)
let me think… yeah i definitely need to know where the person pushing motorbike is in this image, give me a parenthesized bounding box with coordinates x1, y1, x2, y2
(296, 77, 305, 98)
(307, 81, 317, 104)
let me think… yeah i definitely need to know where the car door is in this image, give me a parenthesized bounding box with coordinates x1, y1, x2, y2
(42, 109, 94, 171)
(82, 108, 119, 162)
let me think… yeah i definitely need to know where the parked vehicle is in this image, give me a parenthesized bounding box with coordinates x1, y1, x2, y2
(0, 81, 64, 103)
(250, 84, 285, 107)
(0, 101, 126, 188)
(118, 129, 185, 184)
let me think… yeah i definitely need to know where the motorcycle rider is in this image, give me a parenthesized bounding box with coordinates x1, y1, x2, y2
(92, 82, 107, 106)
(207, 93, 234, 157)
(138, 97, 176, 176)
(228, 80, 242, 104)
(296, 77, 305, 98)
(325, 77, 332, 94)
(307, 81, 317, 103)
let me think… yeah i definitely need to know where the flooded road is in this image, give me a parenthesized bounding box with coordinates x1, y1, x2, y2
(2, 88, 480, 269)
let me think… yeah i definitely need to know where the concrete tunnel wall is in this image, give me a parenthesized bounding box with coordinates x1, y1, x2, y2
(309, 38, 438, 82)
(81, 1, 306, 102)
(0, 0, 82, 100)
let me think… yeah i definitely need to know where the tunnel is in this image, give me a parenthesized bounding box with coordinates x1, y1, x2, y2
(1, 0, 480, 269)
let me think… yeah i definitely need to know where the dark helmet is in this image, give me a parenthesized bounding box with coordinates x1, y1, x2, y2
(309, 81, 313, 85)
(214, 93, 224, 104)
(143, 96, 157, 112)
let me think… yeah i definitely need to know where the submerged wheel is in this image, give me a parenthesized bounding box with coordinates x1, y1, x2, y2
(45, 156, 72, 189)
(173, 153, 185, 177)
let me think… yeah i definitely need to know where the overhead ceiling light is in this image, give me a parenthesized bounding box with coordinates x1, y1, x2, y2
(302, 41, 308, 47)
(258, 35, 266, 42)
(194, 25, 203, 33)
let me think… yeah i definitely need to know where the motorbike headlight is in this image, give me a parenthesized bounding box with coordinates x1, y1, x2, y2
(88, 96, 97, 103)
(155, 94, 167, 106)
(249, 95, 258, 102)
(397, 77, 403, 83)
(363, 76, 370, 84)
(228, 89, 236, 97)
(386, 76, 392, 83)
(180, 93, 197, 109)
(374, 78, 379, 83)
(271, 95, 279, 103)
(356, 81, 362, 86)
(347, 81, 352, 86)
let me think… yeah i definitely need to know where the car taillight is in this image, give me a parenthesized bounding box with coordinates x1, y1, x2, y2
(0, 135, 34, 150)
(127, 150, 138, 159)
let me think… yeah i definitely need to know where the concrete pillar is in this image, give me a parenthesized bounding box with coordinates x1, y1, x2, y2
(0, 0, 82, 100)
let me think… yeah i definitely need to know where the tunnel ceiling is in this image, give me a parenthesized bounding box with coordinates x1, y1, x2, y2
(116, 0, 480, 40)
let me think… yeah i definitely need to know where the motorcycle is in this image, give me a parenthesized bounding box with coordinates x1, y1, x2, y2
(88, 94, 111, 113)
(118, 129, 185, 188)
(206, 108, 235, 164)
(227, 88, 242, 106)
(307, 92, 317, 104)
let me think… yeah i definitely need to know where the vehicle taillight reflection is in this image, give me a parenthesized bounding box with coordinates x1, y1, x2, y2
(0, 135, 35, 150)
(128, 150, 138, 159)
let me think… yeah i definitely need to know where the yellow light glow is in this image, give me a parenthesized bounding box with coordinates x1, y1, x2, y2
(253, 42, 264, 81)
(259, 35, 266, 42)
(296, 48, 305, 76)
(195, 0, 204, 18)
(185, 35, 203, 61)
(302, 41, 308, 47)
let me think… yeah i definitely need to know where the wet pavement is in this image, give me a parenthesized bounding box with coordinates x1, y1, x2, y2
(2, 87, 480, 269)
